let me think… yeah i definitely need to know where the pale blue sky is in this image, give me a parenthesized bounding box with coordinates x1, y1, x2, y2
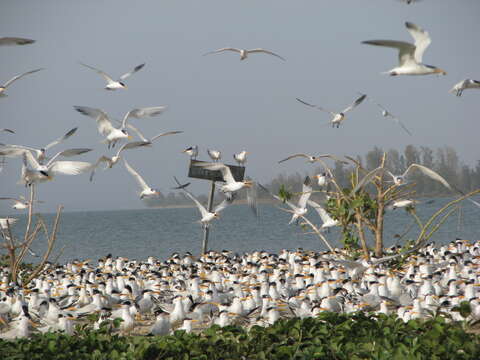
(1, 0, 479, 212)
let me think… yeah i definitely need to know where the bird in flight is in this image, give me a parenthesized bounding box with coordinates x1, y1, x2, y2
(79, 62, 145, 90)
(364, 95, 412, 135)
(0, 37, 35, 46)
(203, 48, 285, 61)
(123, 160, 161, 201)
(362, 22, 446, 76)
(0, 68, 43, 97)
(449, 79, 480, 97)
(278, 153, 347, 164)
(296, 94, 366, 128)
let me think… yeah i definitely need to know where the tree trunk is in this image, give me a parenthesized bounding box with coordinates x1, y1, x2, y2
(355, 212, 370, 260)
(375, 197, 385, 258)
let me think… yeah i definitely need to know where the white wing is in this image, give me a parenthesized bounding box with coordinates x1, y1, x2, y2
(23, 150, 41, 170)
(0, 144, 38, 158)
(125, 123, 148, 142)
(353, 167, 385, 193)
(46, 148, 92, 167)
(362, 40, 417, 67)
(297, 176, 312, 209)
(197, 162, 235, 184)
(404, 164, 452, 190)
(203, 48, 241, 56)
(119, 63, 145, 81)
(342, 94, 367, 113)
(247, 49, 286, 61)
(2, 68, 43, 88)
(150, 131, 183, 142)
(44, 127, 78, 150)
(296, 98, 335, 115)
(213, 198, 232, 213)
(307, 200, 334, 225)
(278, 153, 309, 164)
(257, 183, 298, 212)
(405, 22, 431, 63)
(123, 160, 150, 191)
(115, 141, 149, 157)
(48, 161, 92, 176)
(126, 106, 167, 119)
(79, 63, 115, 83)
(74, 106, 115, 137)
(179, 188, 209, 217)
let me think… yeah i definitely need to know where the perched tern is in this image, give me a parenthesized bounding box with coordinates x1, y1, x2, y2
(362, 22, 446, 76)
(364, 96, 412, 135)
(74, 106, 137, 148)
(233, 151, 248, 166)
(0, 68, 43, 97)
(79, 62, 145, 90)
(123, 160, 161, 200)
(296, 94, 366, 128)
(314, 173, 331, 187)
(278, 153, 347, 164)
(0, 196, 43, 210)
(89, 141, 150, 182)
(207, 149, 221, 162)
(449, 79, 480, 97)
(307, 200, 338, 230)
(203, 48, 285, 61)
(0, 127, 78, 162)
(182, 146, 198, 159)
(20, 148, 93, 185)
(386, 163, 452, 190)
(0, 37, 35, 46)
(175, 180, 232, 227)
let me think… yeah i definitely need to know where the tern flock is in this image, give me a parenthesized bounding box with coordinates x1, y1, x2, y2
(1, 0, 480, 339)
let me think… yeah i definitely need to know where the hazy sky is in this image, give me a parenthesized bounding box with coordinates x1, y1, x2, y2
(1, 0, 479, 213)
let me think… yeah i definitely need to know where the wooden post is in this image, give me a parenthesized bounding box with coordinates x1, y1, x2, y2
(202, 181, 216, 254)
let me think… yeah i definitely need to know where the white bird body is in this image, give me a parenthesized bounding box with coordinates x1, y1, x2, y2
(207, 149, 221, 162)
(362, 22, 446, 76)
(450, 79, 480, 96)
(80, 62, 145, 90)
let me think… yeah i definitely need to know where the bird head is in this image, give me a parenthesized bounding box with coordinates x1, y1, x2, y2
(120, 82, 127, 89)
(434, 68, 447, 75)
(243, 180, 253, 188)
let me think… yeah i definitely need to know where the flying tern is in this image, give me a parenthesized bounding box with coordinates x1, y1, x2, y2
(79, 62, 145, 90)
(307, 200, 338, 231)
(0, 37, 35, 46)
(89, 141, 150, 182)
(362, 22, 446, 76)
(449, 79, 480, 97)
(386, 164, 452, 190)
(0, 196, 43, 210)
(233, 151, 248, 166)
(364, 96, 412, 135)
(0, 127, 78, 162)
(196, 162, 253, 195)
(0, 68, 43, 97)
(296, 94, 366, 128)
(278, 153, 347, 164)
(123, 160, 161, 200)
(203, 48, 285, 61)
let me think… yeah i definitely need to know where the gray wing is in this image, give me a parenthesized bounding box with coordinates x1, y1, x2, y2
(0, 129, 15, 134)
(48, 161, 93, 176)
(405, 22, 431, 63)
(315, 154, 349, 164)
(213, 198, 233, 213)
(404, 164, 452, 190)
(362, 40, 417, 67)
(46, 148, 92, 167)
(79, 62, 115, 83)
(116, 141, 150, 156)
(2, 68, 43, 88)
(119, 63, 145, 81)
(74, 106, 114, 137)
(89, 156, 111, 182)
(172, 176, 190, 190)
(247, 48, 286, 61)
(126, 106, 167, 119)
(296, 98, 335, 115)
(352, 167, 385, 193)
(44, 127, 78, 150)
(0, 37, 35, 46)
(246, 179, 258, 217)
(278, 153, 309, 164)
(203, 48, 241, 56)
(150, 131, 183, 142)
(342, 94, 367, 113)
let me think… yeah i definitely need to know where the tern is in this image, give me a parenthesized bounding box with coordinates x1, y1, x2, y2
(449, 79, 480, 97)
(314, 173, 331, 187)
(0, 217, 18, 230)
(203, 48, 285, 61)
(0, 37, 35, 46)
(364, 96, 412, 135)
(0, 127, 78, 162)
(386, 199, 418, 210)
(233, 151, 248, 166)
(175, 180, 232, 227)
(196, 162, 253, 195)
(296, 94, 366, 128)
(0, 196, 43, 210)
(74, 106, 139, 148)
(278, 153, 347, 164)
(123, 160, 161, 200)
(182, 146, 198, 159)
(207, 149, 221, 162)
(386, 164, 452, 190)
(79, 62, 145, 90)
(0, 68, 43, 97)
(259, 176, 312, 225)
(20, 149, 93, 185)
(307, 200, 338, 231)
(89, 141, 150, 182)
(362, 22, 446, 76)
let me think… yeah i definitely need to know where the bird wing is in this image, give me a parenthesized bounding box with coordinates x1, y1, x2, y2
(179, 188, 209, 217)
(48, 161, 92, 176)
(247, 49, 286, 61)
(278, 153, 309, 164)
(405, 22, 431, 63)
(296, 98, 335, 115)
(74, 106, 115, 137)
(342, 94, 367, 113)
(404, 164, 452, 190)
(116, 141, 149, 156)
(0, 197, 21, 202)
(246, 179, 258, 217)
(172, 176, 190, 190)
(197, 162, 236, 184)
(257, 183, 298, 211)
(46, 148, 92, 166)
(213, 198, 233, 213)
(391, 116, 412, 136)
(89, 156, 111, 182)
(0, 144, 38, 158)
(352, 167, 385, 193)
(125, 123, 148, 142)
(362, 40, 417, 67)
(316, 154, 349, 164)
(126, 106, 167, 119)
(307, 200, 333, 225)
(23, 150, 41, 170)
(2, 68, 43, 88)
(0, 129, 15, 134)
(297, 176, 312, 209)
(44, 127, 78, 150)
(203, 48, 241, 56)
(150, 131, 183, 142)
(124, 160, 150, 191)
(119, 63, 145, 81)
(0, 37, 35, 46)
(79, 63, 115, 83)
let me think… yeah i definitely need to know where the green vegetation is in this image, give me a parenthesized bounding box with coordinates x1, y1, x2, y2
(2, 313, 480, 359)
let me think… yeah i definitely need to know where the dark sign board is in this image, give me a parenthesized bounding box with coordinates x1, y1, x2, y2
(188, 160, 245, 182)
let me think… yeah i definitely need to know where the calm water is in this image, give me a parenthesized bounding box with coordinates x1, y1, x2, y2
(3, 198, 479, 263)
